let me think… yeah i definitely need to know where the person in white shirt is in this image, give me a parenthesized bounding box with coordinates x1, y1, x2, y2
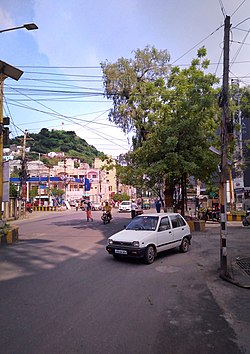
(131, 200, 138, 219)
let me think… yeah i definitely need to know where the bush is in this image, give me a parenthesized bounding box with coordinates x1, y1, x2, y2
(112, 193, 130, 202)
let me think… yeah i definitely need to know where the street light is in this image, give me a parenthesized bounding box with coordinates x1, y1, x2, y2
(0, 61, 23, 221)
(0, 23, 38, 34)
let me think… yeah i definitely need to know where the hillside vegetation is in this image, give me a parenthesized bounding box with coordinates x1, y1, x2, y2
(10, 128, 105, 165)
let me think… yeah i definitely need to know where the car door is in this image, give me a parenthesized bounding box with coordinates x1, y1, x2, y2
(157, 216, 174, 253)
(169, 214, 188, 245)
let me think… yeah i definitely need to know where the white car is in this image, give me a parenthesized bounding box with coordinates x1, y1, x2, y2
(106, 213, 192, 264)
(91, 202, 102, 211)
(118, 201, 133, 212)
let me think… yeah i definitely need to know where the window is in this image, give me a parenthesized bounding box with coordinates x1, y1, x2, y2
(159, 217, 170, 231)
(176, 215, 186, 227)
(170, 215, 186, 228)
(170, 215, 178, 228)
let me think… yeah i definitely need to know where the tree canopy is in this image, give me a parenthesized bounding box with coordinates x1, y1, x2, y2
(102, 46, 221, 209)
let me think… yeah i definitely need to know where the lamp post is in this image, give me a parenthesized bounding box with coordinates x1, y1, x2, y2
(0, 23, 37, 220)
(0, 23, 38, 34)
(0, 61, 23, 221)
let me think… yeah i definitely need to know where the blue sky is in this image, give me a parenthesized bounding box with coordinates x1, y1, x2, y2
(1, 0, 250, 158)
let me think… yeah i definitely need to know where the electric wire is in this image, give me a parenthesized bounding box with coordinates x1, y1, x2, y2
(170, 24, 224, 65)
(5, 85, 129, 152)
(218, 0, 227, 18)
(230, 25, 250, 68)
(231, 0, 246, 17)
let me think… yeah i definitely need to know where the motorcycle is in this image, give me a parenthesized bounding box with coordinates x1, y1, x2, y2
(101, 211, 111, 224)
(242, 211, 250, 226)
(26, 203, 33, 213)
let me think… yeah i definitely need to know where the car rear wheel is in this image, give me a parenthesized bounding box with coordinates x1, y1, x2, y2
(144, 245, 155, 264)
(179, 237, 189, 253)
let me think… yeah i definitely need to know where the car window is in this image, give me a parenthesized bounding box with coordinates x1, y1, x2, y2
(176, 215, 186, 226)
(126, 216, 158, 231)
(169, 215, 179, 228)
(121, 201, 130, 205)
(170, 215, 186, 228)
(158, 217, 171, 231)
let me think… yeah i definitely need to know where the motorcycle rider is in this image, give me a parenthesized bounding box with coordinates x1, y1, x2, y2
(104, 201, 112, 220)
(26, 201, 33, 213)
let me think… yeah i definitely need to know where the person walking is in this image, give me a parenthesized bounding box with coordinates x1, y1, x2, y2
(155, 199, 161, 213)
(86, 202, 93, 221)
(131, 199, 138, 219)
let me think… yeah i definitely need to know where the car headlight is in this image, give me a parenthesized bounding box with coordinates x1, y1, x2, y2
(108, 239, 113, 245)
(132, 241, 140, 247)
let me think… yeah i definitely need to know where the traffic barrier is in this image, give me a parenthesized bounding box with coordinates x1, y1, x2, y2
(187, 220, 205, 232)
(227, 214, 244, 222)
(0, 226, 19, 246)
(33, 206, 57, 212)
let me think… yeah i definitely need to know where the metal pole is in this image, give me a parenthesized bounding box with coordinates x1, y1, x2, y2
(219, 15, 231, 278)
(0, 76, 4, 222)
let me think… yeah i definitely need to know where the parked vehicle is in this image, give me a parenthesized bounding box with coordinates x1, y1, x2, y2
(106, 213, 192, 264)
(142, 197, 150, 209)
(33, 195, 50, 206)
(101, 210, 111, 224)
(242, 211, 250, 226)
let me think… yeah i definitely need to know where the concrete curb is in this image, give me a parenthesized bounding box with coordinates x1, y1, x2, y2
(220, 257, 250, 289)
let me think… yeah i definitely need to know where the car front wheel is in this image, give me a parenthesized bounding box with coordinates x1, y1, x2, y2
(144, 245, 155, 264)
(179, 237, 190, 253)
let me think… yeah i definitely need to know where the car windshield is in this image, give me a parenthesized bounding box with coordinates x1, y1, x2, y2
(126, 216, 159, 231)
(121, 202, 130, 205)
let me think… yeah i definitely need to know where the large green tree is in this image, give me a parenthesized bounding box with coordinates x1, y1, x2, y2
(101, 45, 170, 135)
(102, 47, 221, 211)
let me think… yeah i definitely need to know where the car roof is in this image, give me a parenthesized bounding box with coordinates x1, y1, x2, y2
(136, 213, 181, 217)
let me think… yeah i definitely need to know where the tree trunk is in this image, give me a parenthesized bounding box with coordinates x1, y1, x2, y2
(163, 178, 174, 210)
(180, 173, 187, 216)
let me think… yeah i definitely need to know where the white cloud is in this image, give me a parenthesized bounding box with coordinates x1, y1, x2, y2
(0, 8, 15, 28)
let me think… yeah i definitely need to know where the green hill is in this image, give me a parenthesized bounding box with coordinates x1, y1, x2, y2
(10, 128, 105, 165)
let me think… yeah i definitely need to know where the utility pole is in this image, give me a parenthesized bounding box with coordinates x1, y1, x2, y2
(219, 15, 231, 278)
(18, 130, 31, 209)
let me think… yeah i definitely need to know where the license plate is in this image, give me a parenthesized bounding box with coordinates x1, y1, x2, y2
(115, 249, 127, 255)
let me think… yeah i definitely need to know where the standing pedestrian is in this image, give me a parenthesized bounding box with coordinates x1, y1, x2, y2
(86, 202, 93, 221)
(131, 199, 137, 219)
(155, 199, 161, 213)
(75, 201, 79, 211)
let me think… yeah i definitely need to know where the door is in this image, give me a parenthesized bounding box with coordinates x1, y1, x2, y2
(157, 216, 174, 252)
(169, 214, 188, 244)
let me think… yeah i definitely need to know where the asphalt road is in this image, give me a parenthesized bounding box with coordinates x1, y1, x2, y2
(0, 209, 249, 354)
